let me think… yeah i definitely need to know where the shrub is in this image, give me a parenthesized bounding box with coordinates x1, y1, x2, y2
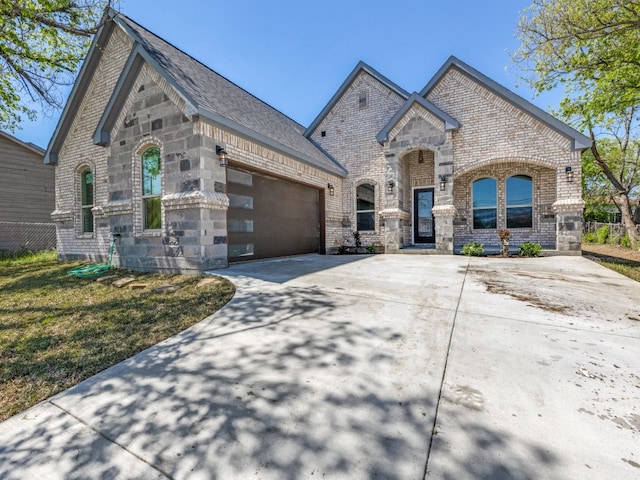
(608, 232, 620, 246)
(582, 232, 596, 244)
(366, 244, 377, 254)
(518, 242, 542, 257)
(621, 234, 632, 248)
(595, 225, 610, 244)
(461, 242, 484, 256)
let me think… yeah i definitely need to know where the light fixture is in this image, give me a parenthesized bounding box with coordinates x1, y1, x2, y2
(439, 175, 446, 191)
(565, 165, 574, 182)
(387, 181, 395, 193)
(216, 145, 228, 167)
(327, 183, 335, 196)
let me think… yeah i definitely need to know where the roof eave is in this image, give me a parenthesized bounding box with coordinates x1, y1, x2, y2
(44, 10, 116, 164)
(420, 56, 592, 152)
(0, 130, 45, 157)
(305, 61, 410, 138)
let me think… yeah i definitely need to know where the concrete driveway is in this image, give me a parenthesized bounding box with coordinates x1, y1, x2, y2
(0, 255, 638, 479)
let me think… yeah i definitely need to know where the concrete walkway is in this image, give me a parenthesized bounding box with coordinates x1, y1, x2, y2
(0, 255, 638, 479)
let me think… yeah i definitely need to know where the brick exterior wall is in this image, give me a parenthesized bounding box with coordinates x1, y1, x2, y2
(453, 162, 557, 250)
(54, 33, 343, 272)
(54, 33, 585, 268)
(309, 71, 406, 250)
(53, 27, 133, 262)
(426, 67, 583, 252)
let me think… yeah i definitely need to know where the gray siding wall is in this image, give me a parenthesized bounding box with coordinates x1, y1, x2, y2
(0, 134, 54, 223)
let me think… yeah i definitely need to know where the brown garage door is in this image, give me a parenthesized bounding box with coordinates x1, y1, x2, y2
(227, 167, 320, 262)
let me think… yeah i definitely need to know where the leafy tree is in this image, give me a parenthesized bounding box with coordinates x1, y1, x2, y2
(0, 0, 114, 132)
(582, 131, 640, 223)
(515, 0, 640, 248)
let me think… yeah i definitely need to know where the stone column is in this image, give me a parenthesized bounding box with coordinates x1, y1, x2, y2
(552, 198, 585, 253)
(432, 204, 456, 253)
(381, 151, 403, 251)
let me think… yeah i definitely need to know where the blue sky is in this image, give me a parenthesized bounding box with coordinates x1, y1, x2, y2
(16, 0, 558, 149)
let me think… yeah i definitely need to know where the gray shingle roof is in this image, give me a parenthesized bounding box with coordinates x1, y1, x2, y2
(114, 13, 347, 176)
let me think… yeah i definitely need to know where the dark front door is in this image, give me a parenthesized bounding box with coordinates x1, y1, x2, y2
(414, 188, 435, 244)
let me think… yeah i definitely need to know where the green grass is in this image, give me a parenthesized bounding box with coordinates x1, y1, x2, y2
(0, 252, 235, 421)
(596, 260, 640, 283)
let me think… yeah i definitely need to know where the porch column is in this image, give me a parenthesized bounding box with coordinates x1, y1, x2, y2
(432, 204, 456, 253)
(433, 134, 455, 253)
(552, 198, 585, 253)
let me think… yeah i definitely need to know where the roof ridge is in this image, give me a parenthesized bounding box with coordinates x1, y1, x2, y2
(115, 11, 308, 130)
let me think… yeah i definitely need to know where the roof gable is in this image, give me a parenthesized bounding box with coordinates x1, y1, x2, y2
(111, 13, 347, 176)
(305, 61, 410, 138)
(47, 9, 347, 177)
(420, 56, 591, 151)
(44, 11, 116, 164)
(377, 93, 459, 144)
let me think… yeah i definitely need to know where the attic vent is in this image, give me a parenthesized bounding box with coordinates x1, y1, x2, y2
(321, 131, 326, 137)
(358, 91, 368, 109)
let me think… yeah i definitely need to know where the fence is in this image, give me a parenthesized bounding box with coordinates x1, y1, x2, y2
(0, 222, 56, 252)
(583, 221, 640, 237)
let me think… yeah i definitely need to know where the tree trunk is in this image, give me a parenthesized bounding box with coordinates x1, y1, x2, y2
(634, 201, 640, 225)
(615, 193, 639, 250)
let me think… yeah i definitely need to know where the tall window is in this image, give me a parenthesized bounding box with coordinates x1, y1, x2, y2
(472, 178, 497, 229)
(81, 169, 94, 234)
(141, 147, 161, 230)
(506, 175, 533, 228)
(356, 183, 375, 231)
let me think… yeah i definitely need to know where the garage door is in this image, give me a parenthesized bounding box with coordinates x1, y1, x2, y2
(227, 167, 321, 262)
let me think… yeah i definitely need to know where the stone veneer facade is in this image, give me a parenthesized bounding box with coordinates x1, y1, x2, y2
(51, 14, 586, 273)
(311, 67, 585, 254)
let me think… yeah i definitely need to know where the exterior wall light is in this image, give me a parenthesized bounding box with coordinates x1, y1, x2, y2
(565, 165, 574, 182)
(216, 145, 228, 167)
(439, 175, 446, 191)
(327, 183, 335, 196)
(387, 181, 395, 193)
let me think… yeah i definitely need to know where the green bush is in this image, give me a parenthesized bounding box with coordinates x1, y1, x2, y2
(621, 234, 632, 248)
(608, 232, 620, 246)
(461, 242, 484, 256)
(518, 242, 542, 257)
(582, 232, 596, 244)
(595, 225, 610, 244)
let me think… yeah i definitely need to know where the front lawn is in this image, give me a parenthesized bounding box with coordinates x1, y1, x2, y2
(0, 251, 235, 421)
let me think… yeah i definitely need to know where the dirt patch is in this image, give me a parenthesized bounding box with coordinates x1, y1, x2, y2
(484, 280, 570, 314)
(582, 244, 640, 266)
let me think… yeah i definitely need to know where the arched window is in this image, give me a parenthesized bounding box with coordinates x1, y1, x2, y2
(80, 169, 94, 234)
(472, 178, 497, 229)
(506, 175, 533, 228)
(141, 147, 161, 230)
(356, 183, 375, 231)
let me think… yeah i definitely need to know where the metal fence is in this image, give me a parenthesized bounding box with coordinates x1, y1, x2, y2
(583, 221, 640, 237)
(0, 222, 56, 252)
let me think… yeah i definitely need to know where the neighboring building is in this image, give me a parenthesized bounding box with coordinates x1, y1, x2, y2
(0, 130, 55, 251)
(46, 9, 590, 273)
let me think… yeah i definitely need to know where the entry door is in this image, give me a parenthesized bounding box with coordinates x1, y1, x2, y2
(414, 188, 435, 244)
